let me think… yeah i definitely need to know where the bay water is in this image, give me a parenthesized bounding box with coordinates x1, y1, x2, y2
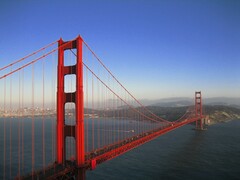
(0, 118, 239, 179)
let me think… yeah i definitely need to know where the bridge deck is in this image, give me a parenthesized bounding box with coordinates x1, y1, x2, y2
(19, 117, 199, 179)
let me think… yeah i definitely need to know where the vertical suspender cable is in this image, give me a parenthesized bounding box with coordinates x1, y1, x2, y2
(92, 73, 94, 151)
(42, 60, 45, 173)
(22, 69, 24, 173)
(70, 52, 73, 159)
(51, 56, 54, 164)
(31, 64, 35, 177)
(3, 78, 6, 180)
(107, 74, 110, 146)
(18, 71, 21, 177)
(102, 80, 105, 147)
(117, 95, 119, 143)
(10, 67, 12, 180)
(97, 74, 100, 149)
(85, 67, 88, 153)
(113, 80, 115, 144)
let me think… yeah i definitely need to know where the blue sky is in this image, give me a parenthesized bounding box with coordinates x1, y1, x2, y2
(0, 0, 240, 99)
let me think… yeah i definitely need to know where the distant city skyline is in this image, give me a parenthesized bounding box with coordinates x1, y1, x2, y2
(0, 0, 239, 99)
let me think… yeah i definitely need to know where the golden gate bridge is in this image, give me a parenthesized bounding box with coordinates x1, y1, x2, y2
(0, 35, 205, 179)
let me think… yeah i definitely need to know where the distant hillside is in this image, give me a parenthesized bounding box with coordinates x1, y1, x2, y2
(146, 97, 240, 108)
(143, 106, 189, 121)
(81, 105, 240, 124)
(59, 105, 240, 124)
(144, 105, 240, 124)
(152, 100, 192, 107)
(100, 97, 240, 108)
(141, 97, 193, 107)
(204, 97, 240, 107)
(204, 105, 240, 124)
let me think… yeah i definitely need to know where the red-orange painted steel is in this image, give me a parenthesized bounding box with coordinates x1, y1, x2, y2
(20, 118, 201, 179)
(57, 38, 64, 164)
(84, 117, 200, 168)
(75, 36, 85, 166)
(56, 36, 85, 167)
(91, 159, 97, 170)
(195, 91, 203, 130)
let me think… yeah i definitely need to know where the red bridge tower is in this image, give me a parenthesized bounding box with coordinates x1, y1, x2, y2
(56, 36, 85, 179)
(195, 91, 204, 130)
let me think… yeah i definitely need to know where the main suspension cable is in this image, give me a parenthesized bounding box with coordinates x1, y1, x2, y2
(82, 40, 171, 124)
